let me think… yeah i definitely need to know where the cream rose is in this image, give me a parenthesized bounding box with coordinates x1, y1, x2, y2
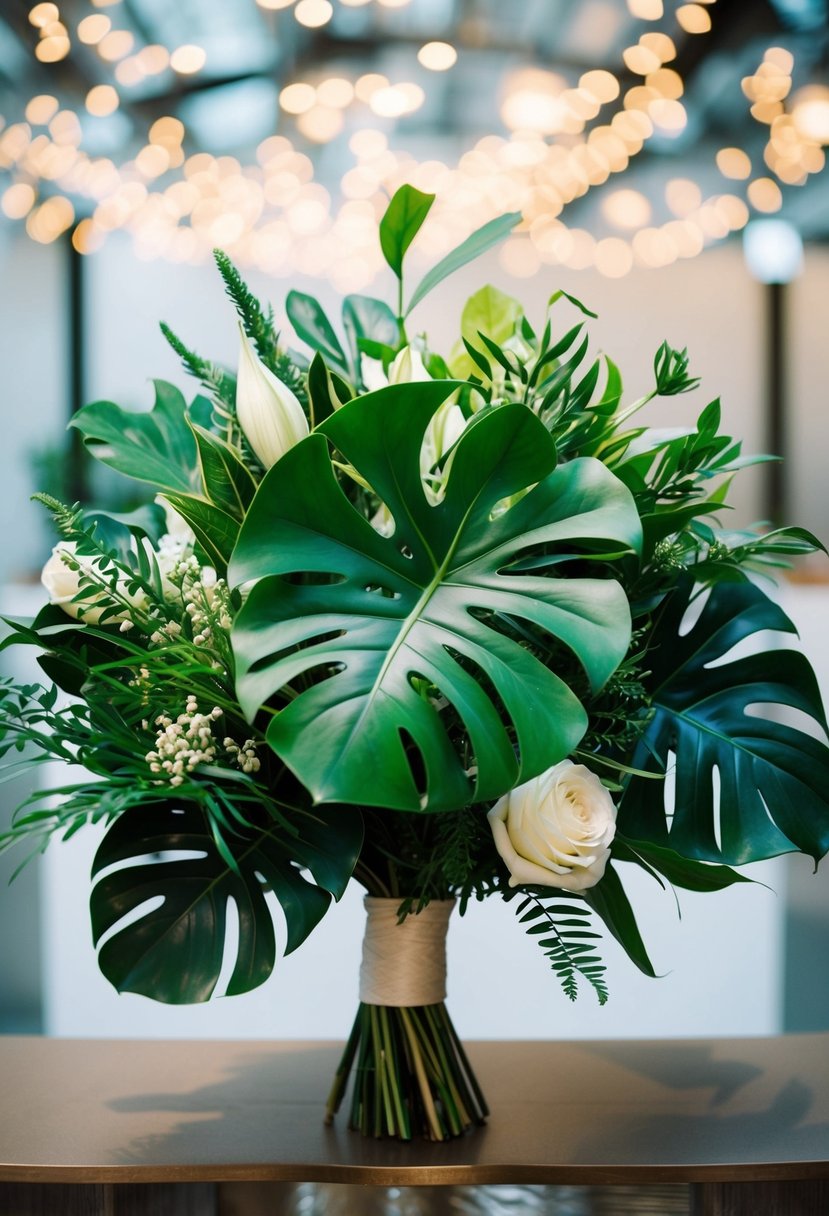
(488, 760, 616, 891)
(41, 541, 143, 625)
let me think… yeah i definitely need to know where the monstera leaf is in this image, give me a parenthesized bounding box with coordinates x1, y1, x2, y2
(621, 578, 829, 864)
(90, 799, 362, 1003)
(71, 381, 207, 494)
(229, 383, 641, 813)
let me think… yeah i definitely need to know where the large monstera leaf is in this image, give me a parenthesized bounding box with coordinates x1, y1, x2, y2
(621, 578, 829, 864)
(90, 799, 362, 1003)
(229, 383, 641, 812)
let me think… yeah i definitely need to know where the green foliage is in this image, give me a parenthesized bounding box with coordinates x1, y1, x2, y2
(160, 321, 237, 414)
(212, 250, 307, 406)
(653, 341, 700, 396)
(90, 796, 361, 1003)
(71, 381, 203, 495)
(213, 248, 279, 370)
(379, 184, 435, 280)
(406, 211, 521, 316)
(622, 577, 829, 864)
(230, 383, 641, 813)
(286, 291, 350, 378)
(515, 893, 608, 1004)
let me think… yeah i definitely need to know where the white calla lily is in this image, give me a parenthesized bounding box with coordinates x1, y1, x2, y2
(389, 344, 430, 385)
(235, 324, 309, 468)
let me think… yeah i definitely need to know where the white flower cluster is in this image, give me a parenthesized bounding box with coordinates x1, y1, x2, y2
(144, 696, 261, 786)
(223, 737, 261, 775)
(145, 695, 222, 787)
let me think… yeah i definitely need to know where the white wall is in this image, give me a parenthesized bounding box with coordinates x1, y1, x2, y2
(2, 226, 828, 1040)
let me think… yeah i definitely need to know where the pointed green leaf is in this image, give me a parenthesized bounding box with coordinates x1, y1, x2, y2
(229, 386, 641, 813)
(622, 578, 829, 864)
(189, 421, 257, 521)
(613, 837, 753, 892)
(583, 864, 658, 977)
(161, 492, 239, 575)
(307, 352, 352, 429)
(406, 211, 522, 315)
(379, 185, 435, 279)
(286, 291, 349, 376)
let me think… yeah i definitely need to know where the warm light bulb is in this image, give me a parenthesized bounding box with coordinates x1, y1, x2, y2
(86, 84, 119, 116)
(417, 41, 457, 71)
(170, 44, 206, 74)
(294, 0, 333, 27)
(77, 14, 110, 44)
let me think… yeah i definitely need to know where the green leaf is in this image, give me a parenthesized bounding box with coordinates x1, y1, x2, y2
(548, 289, 598, 319)
(161, 492, 239, 575)
(229, 385, 641, 813)
(583, 864, 658, 977)
(379, 185, 435, 280)
(90, 799, 362, 1003)
(307, 352, 352, 429)
(613, 837, 753, 892)
(622, 578, 829, 864)
(286, 291, 349, 376)
(71, 381, 200, 494)
(342, 294, 400, 375)
(189, 421, 257, 521)
(406, 211, 522, 316)
(83, 503, 167, 558)
(451, 285, 523, 379)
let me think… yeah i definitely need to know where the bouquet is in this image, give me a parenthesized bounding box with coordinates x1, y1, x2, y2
(2, 185, 829, 1142)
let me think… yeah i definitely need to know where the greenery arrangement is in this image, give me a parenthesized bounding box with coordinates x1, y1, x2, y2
(2, 185, 829, 1141)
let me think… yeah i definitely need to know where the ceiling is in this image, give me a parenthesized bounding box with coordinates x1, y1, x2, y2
(0, 0, 827, 284)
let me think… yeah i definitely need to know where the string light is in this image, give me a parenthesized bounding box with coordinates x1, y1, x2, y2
(418, 42, 458, 71)
(2, 0, 817, 284)
(170, 45, 206, 74)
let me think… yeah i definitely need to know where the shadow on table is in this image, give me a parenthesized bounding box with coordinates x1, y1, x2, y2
(104, 1039, 829, 1177)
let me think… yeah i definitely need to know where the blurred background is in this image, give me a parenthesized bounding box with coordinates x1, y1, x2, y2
(1, 0, 829, 1042)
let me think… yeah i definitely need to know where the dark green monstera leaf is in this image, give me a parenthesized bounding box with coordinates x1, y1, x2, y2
(90, 799, 362, 1003)
(622, 578, 829, 864)
(229, 382, 641, 813)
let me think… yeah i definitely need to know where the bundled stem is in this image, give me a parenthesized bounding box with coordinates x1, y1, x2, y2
(325, 1002, 488, 1141)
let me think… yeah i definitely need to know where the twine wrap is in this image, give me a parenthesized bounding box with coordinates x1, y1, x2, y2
(359, 897, 454, 1007)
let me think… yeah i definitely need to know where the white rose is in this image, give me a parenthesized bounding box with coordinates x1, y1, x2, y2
(488, 760, 616, 891)
(41, 541, 141, 625)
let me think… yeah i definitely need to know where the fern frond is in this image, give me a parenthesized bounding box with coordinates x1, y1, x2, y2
(212, 251, 308, 407)
(516, 892, 609, 1005)
(213, 249, 279, 369)
(160, 322, 236, 409)
(31, 493, 83, 538)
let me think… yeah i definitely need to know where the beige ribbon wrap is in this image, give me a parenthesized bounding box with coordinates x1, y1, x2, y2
(359, 897, 454, 1007)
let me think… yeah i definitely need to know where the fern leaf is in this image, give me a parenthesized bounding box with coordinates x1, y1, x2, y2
(516, 893, 609, 1005)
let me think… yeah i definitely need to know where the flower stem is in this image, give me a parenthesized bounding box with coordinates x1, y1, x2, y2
(325, 1001, 488, 1141)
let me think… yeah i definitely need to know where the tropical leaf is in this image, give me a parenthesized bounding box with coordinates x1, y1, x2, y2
(71, 381, 203, 494)
(229, 384, 641, 813)
(379, 184, 434, 279)
(621, 578, 829, 864)
(90, 798, 362, 1004)
(406, 211, 522, 315)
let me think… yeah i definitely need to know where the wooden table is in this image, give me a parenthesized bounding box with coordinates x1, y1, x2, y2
(1, 1035, 828, 1214)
